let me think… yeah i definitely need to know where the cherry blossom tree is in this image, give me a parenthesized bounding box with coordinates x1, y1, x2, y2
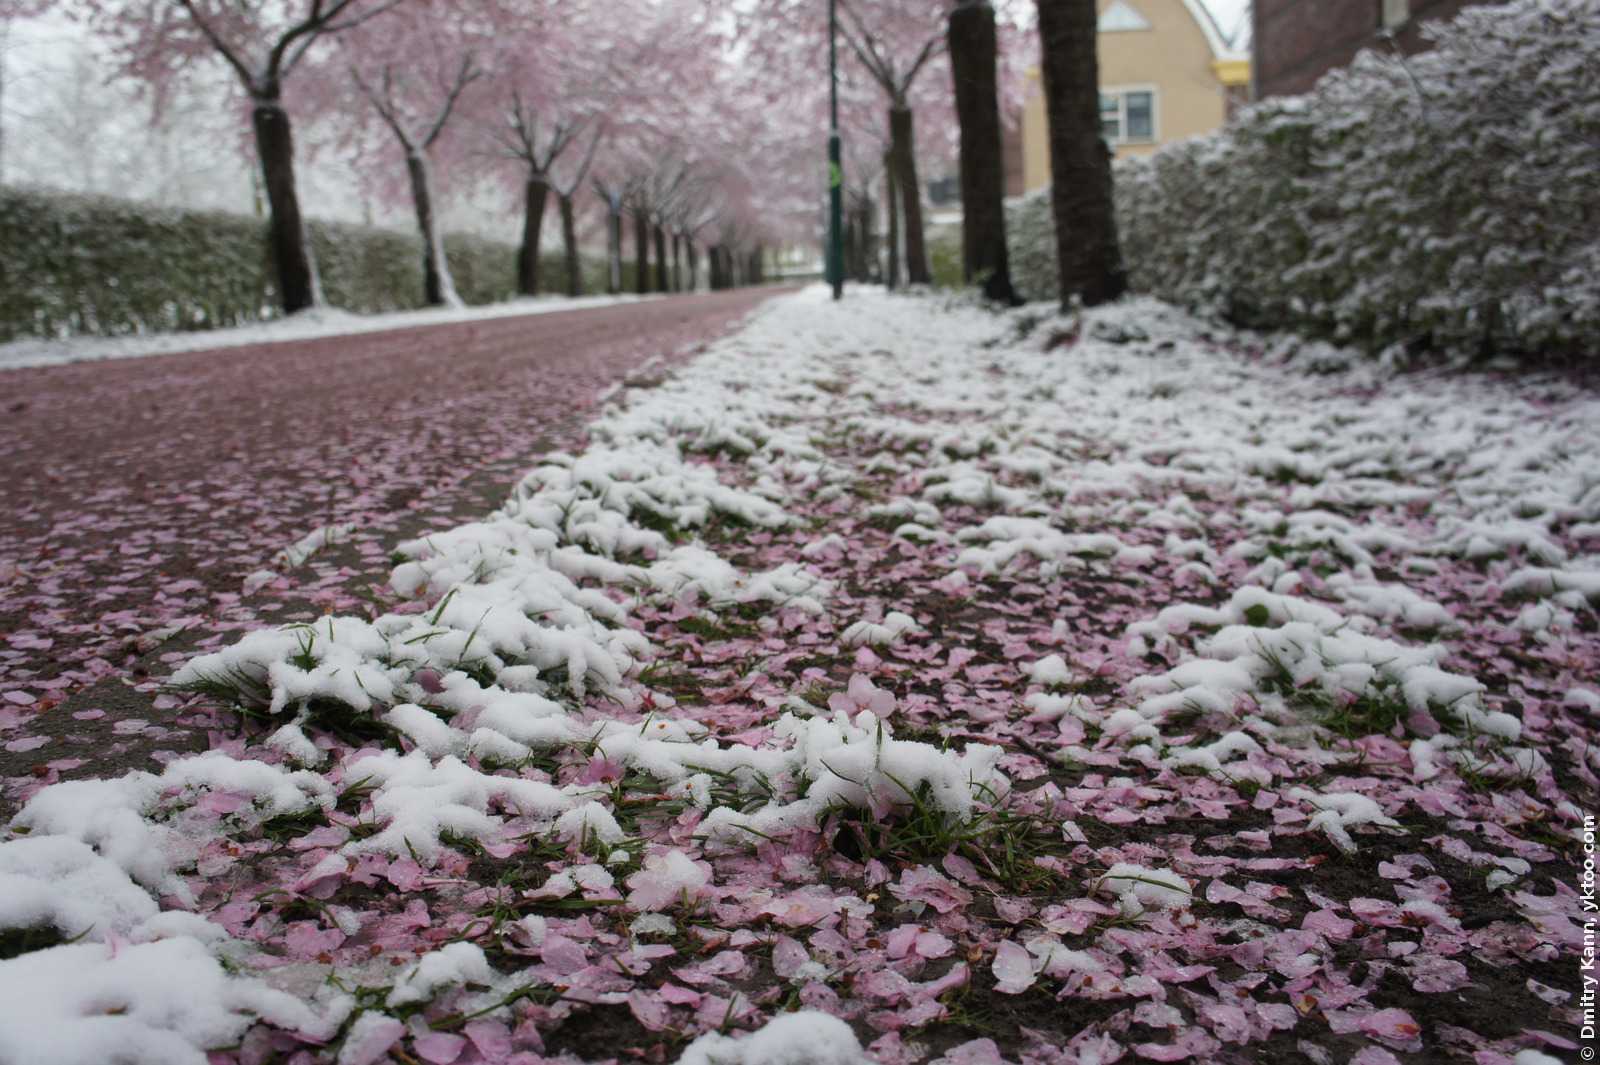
(483, 1, 600, 298)
(738, 0, 974, 288)
(68, 0, 411, 314)
(547, 124, 605, 296)
(336, 0, 490, 306)
(835, 0, 951, 286)
(0, 2, 42, 181)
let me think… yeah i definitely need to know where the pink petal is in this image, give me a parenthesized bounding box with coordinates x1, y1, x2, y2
(412, 1031, 466, 1064)
(991, 940, 1035, 995)
(463, 1020, 512, 1063)
(657, 983, 702, 1006)
(627, 991, 671, 1031)
(771, 936, 812, 979)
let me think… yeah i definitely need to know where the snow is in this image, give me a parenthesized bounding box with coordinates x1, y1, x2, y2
(0, 937, 323, 1065)
(3, 280, 1594, 1061)
(1096, 864, 1194, 917)
(673, 1010, 869, 1065)
(385, 942, 496, 1008)
(0, 292, 665, 371)
(0, 836, 159, 942)
(1289, 789, 1402, 855)
(1027, 654, 1073, 687)
(626, 849, 713, 911)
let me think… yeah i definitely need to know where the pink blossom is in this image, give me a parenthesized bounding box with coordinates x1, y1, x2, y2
(889, 866, 973, 915)
(828, 673, 896, 717)
(991, 940, 1035, 995)
(412, 1031, 467, 1065)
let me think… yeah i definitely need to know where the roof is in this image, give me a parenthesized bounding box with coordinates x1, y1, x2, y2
(1177, 0, 1249, 61)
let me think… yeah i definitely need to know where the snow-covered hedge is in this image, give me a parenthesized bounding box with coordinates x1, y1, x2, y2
(1010, 0, 1600, 360)
(0, 186, 617, 342)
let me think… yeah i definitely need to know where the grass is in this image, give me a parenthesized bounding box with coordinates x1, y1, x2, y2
(824, 777, 1070, 894)
(1254, 638, 1413, 739)
(168, 662, 272, 709)
(0, 924, 88, 961)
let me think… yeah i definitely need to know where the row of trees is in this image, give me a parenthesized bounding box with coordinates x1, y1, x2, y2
(740, 0, 1123, 309)
(6, 0, 1124, 316)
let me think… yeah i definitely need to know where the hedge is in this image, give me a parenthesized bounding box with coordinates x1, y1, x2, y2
(0, 186, 629, 343)
(1009, 0, 1600, 362)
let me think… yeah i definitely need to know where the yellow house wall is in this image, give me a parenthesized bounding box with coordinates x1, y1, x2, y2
(1021, 0, 1235, 192)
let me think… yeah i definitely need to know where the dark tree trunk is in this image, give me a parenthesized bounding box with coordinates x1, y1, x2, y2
(605, 197, 622, 294)
(252, 93, 317, 313)
(861, 198, 878, 282)
(519, 177, 549, 297)
(634, 210, 649, 294)
(559, 192, 581, 297)
(885, 151, 900, 289)
(1035, 0, 1127, 307)
(949, 2, 1020, 305)
(653, 224, 668, 293)
(844, 214, 859, 281)
(405, 151, 455, 307)
(671, 233, 683, 292)
(854, 202, 870, 280)
(889, 106, 931, 285)
(687, 240, 699, 291)
(715, 245, 730, 290)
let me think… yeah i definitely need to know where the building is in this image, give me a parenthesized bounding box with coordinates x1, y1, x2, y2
(1253, 0, 1501, 99)
(1020, 0, 1249, 192)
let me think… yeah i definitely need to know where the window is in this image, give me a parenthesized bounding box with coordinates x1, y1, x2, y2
(1100, 88, 1157, 146)
(1380, 0, 1409, 29)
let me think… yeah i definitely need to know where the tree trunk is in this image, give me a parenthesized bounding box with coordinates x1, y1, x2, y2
(519, 177, 549, 296)
(844, 213, 859, 281)
(653, 224, 668, 293)
(406, 151, 459, 307)
(687, 240, 699, 291)
(949, 2, 1020, 305)
(1035, 0, 1127, 308)
(634, 210, 649, 294)
(605, 197, 622, 294)
(889, 106, 931, 285)
(671, 234, 683, 293)
(885, 151, 900, 289)
(861, 198, 878, 282)
(559, 192, 581, 297)
(252, 93, 318, 313)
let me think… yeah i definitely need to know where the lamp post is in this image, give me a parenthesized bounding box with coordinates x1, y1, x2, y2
(827, 0, 844, 301)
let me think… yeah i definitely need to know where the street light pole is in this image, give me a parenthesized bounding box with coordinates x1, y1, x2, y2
(827, 0, 844, 301)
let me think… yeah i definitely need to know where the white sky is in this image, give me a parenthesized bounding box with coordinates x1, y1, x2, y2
(1201, 0, 1252, 45)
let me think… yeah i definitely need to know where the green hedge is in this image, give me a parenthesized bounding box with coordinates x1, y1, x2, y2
(0, 186, 627, 343)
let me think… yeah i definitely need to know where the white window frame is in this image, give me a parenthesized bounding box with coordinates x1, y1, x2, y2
(1100, 84, 1160, 147)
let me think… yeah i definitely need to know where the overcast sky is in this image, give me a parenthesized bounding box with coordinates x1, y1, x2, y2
(1201, 0, 1252, 44)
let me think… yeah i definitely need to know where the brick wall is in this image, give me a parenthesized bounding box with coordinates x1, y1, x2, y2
(1253, 0, 1499, 99)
